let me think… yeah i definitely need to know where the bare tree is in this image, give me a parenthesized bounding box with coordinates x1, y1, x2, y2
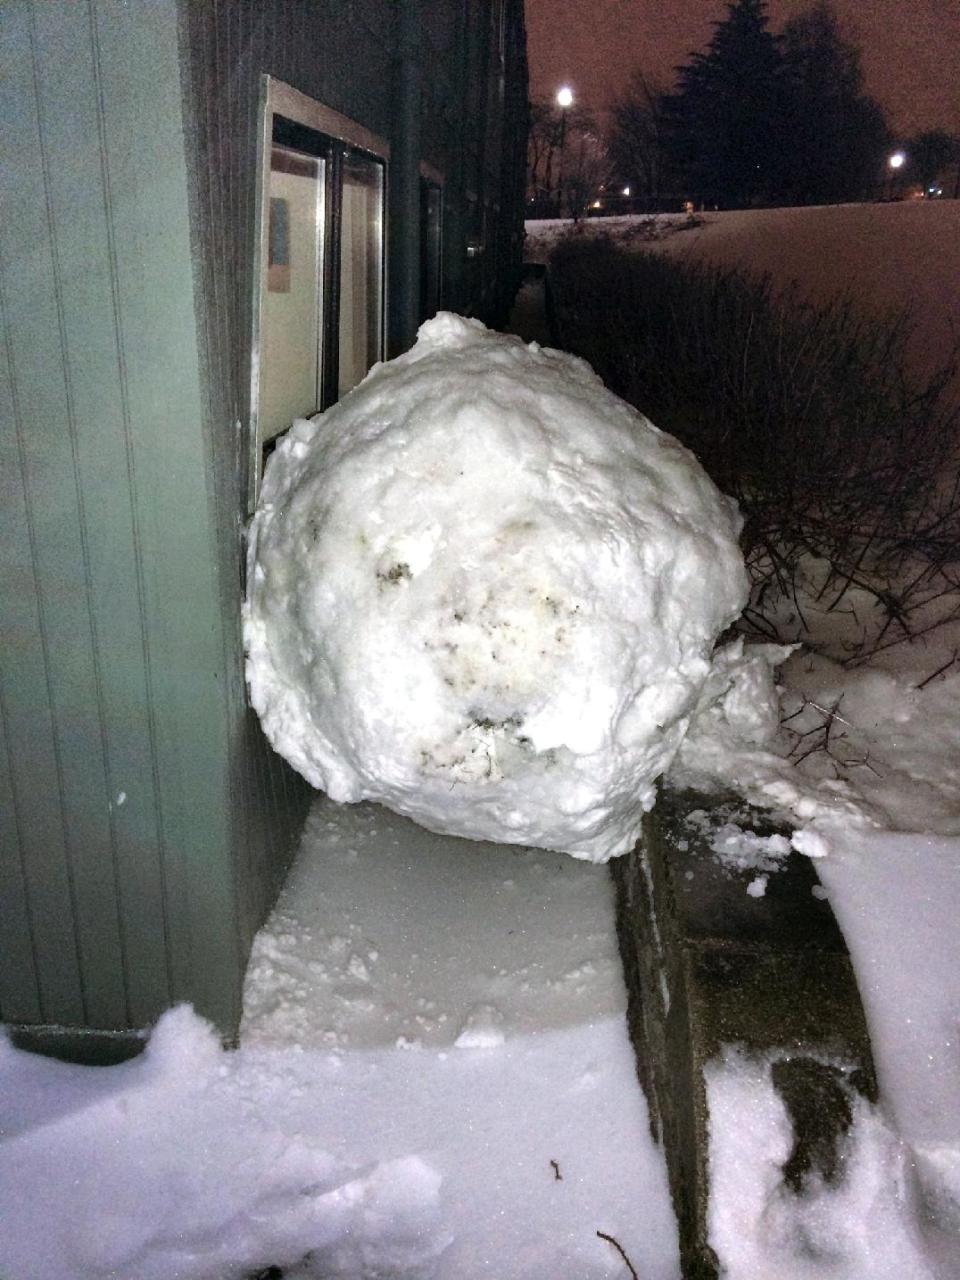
(608, 70, 668, 207)
(566, 130, 613, 222)
(527, 98, 560, 205)
(528, 97, 605, 216)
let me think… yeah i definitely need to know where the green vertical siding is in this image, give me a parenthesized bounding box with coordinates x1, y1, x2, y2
(0, 0, 246, 1037)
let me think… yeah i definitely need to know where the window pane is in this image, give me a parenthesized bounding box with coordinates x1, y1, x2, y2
(338, 151, 384, 397)
(420, 180, 442, 321)
(259, 145, 324, 441)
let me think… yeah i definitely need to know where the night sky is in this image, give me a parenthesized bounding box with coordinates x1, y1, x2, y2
(524, 0, 960, 138)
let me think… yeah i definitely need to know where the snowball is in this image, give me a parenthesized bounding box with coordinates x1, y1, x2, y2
(244, 313, 748, 860)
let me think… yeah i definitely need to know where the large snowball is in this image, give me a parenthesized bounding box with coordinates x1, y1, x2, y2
(244, 314, 747, 860)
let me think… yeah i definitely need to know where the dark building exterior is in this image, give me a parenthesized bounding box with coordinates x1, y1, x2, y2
(1, 0, 528, 1057)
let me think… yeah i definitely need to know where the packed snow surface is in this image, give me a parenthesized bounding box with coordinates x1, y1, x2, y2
(0, 800, 680, 1280)
(245, 312, 747, 860)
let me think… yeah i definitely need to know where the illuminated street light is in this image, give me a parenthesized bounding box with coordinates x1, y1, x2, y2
(886, 150, 907, 201)
(555, 86, 574, 216)
(622, 186, 631, 197)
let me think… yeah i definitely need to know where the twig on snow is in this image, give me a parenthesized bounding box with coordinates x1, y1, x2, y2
(596, 1230, 639, 1278)
(915, 649, 960, 690)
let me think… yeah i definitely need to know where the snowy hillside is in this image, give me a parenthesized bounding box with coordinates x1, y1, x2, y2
(527, 201, 960, 386)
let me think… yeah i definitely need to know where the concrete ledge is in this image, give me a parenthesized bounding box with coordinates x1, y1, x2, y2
(612, 788, 877, 1279)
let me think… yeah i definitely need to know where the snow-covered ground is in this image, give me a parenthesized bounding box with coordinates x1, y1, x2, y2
(527, 201, 960, 385)
(3, 233, 960, 1276)
(0, 801, 679, 1280)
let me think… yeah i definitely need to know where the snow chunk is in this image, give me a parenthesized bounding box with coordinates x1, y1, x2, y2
(791, 826, 830, 860)
(669, 639, 883, 832)
(245, 313, 747, 860)
(454, 1004, 505, 1050)
(686, 809, 793, 873)
(0, 1005, 449, 1280)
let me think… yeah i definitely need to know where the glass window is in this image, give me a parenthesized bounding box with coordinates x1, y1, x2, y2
(258, 145, 324, 443)
(337, 150, 384, 397)
(420, 179, 442, 321)
(250, 81, 390, 510)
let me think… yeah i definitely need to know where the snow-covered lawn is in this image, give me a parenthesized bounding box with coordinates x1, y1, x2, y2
(527, 201, 960, 385)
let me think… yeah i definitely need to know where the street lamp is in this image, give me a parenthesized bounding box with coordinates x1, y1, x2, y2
(556, 85, 574, 216)
(887, 149, 906, 199)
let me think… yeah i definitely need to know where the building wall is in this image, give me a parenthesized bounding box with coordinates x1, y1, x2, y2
(0, 0, 257, 1040)
(1, 0, 527, 1050)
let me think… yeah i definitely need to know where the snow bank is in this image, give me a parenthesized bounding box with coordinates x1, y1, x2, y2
(667, 639, 883, 848)
(0, 1005, 449, 1280)
(245, 312, 747, 860)
(529, 202, 960, 386)
(0, 799, 682, 1280)
(706, 1047, 942, 1280)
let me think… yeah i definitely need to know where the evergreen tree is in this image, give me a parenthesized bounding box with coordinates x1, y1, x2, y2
(905, 130, 959, 192)
(661, 0, 786, 208)
(781, 3, 889, 204)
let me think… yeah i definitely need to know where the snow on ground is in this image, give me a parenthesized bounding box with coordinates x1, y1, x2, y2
(522, 212, 705, 266)
(706, 1047, 945, 1280)
(0, 799, 680, 1280)
(5, 248, 960, 1278)
(699, 817, 960, 1280)
(817, 829, 960, 1201)
(527, 201, 960, 386)
(677, 615, 960, 1275)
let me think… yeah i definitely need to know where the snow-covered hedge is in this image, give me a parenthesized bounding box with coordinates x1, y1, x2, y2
(244, 314, 747, 860)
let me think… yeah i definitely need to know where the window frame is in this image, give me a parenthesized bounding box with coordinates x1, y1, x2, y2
(248, 76, 390, 511)
(419, 160, 444, 322)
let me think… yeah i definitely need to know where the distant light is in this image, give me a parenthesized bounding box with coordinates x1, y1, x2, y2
(556, 86, 574, 109)
(622, 186, 631, 196)
(888, 150, 906, 170)
(591, 200, 602, 209)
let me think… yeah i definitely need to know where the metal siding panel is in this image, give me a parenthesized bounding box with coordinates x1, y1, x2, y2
(30, 0, 183, 1029)
(1, 2, 104, 1027)
(0, 675, 43, 1024)
(176, 0, 324, 964)
(91, 0, 243, 1029)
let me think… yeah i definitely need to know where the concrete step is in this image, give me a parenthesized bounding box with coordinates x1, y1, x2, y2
(611, 788, 877, 1279)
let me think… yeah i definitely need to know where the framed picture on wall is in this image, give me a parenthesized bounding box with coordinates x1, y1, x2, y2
(268, 196, 291, 292)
